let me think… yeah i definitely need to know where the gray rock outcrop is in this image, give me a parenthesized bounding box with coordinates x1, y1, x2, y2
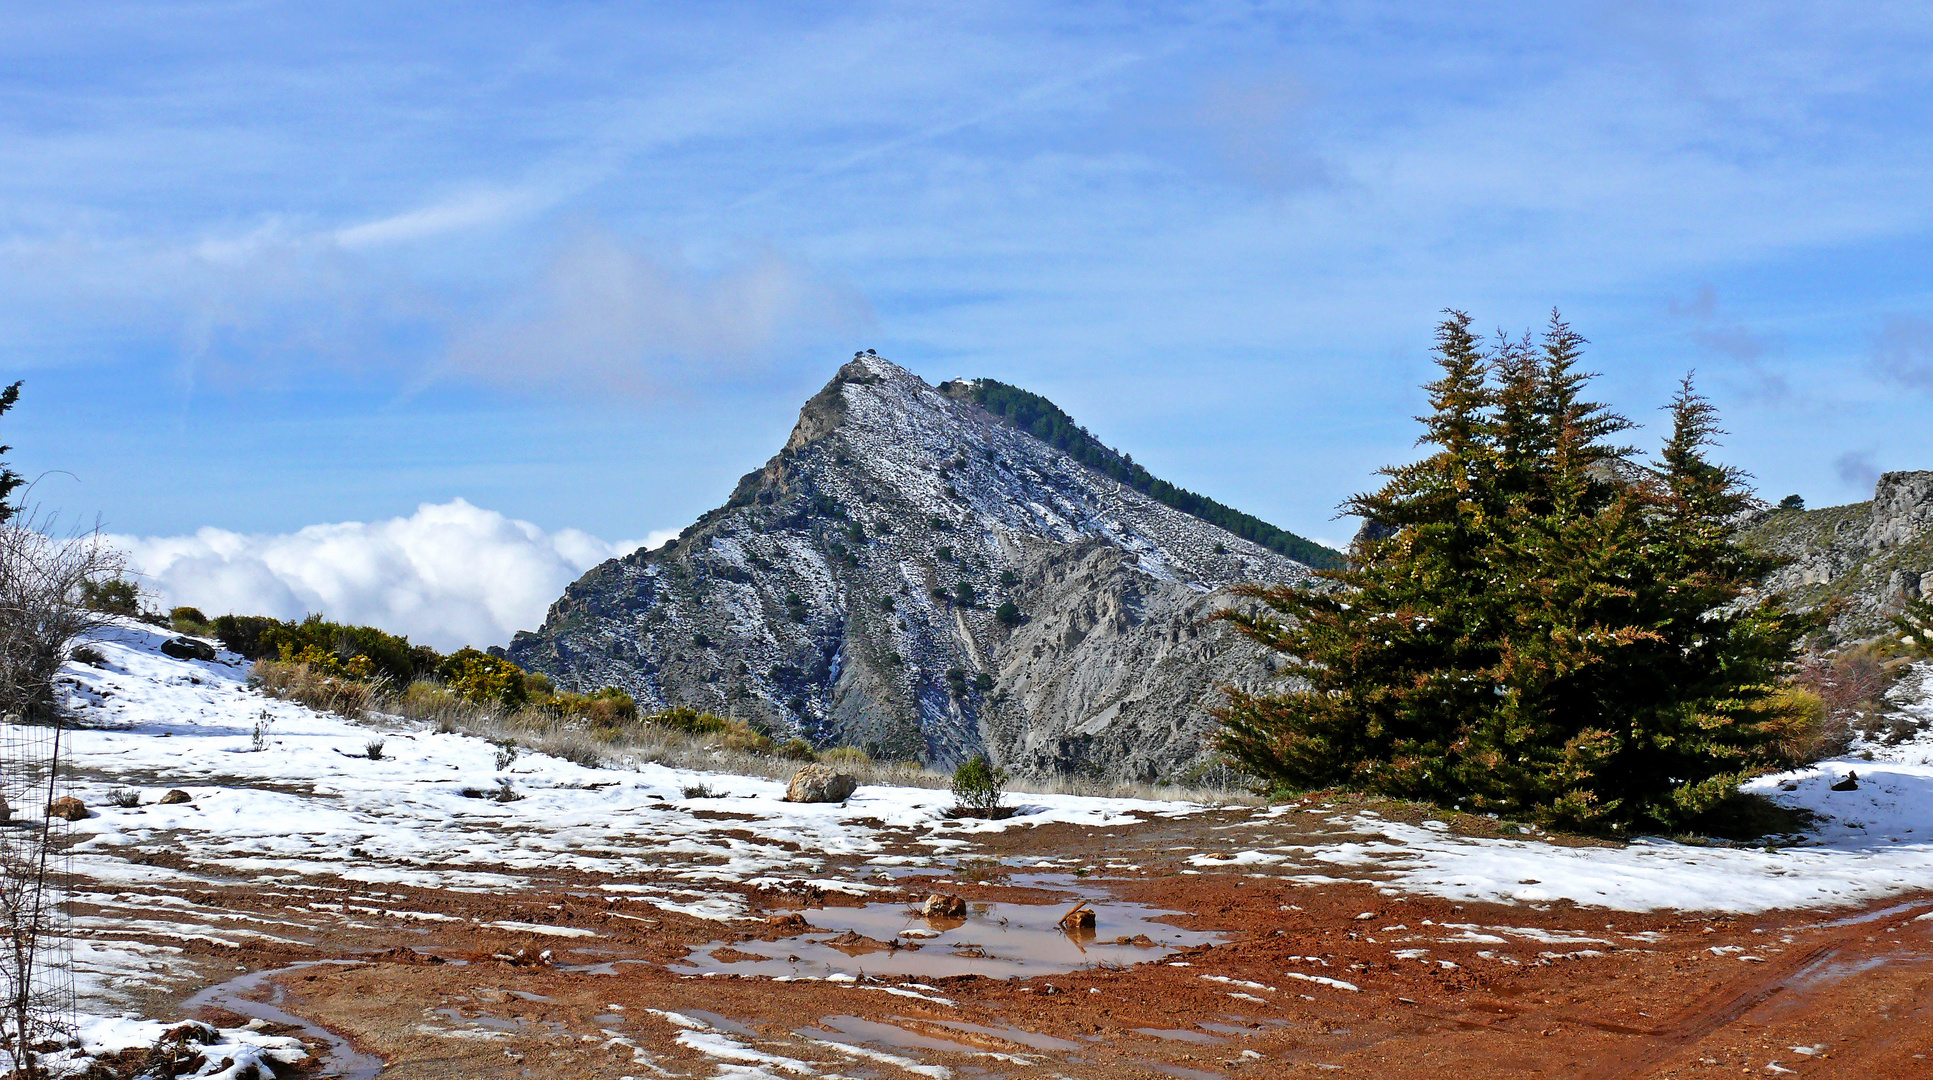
(1745, 470, 1933, 639)
(1867, 471, 1933, 549)
(510, 356, 1324, 781)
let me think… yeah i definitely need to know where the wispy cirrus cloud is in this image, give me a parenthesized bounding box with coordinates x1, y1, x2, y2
(333, 188, 551, 249)
(1668, 285, 1788, 403)
(10, 2, 1933, 542)
(1835, 450, 1881, 492)
(1871, 313, 1933, 392)
(436, 226, 872, 397)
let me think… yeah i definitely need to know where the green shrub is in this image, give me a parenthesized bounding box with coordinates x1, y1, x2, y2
(522, 671, 555, 699)
(549, 686, 638, 726)
(437, 647, 527, 708)
(260, 615, 432, 688)
(212, 614, 287, 660)
(998, 569, 1019, 588)
(820, 746, 871, 765)
(80, 578, 141, 616)
(645, 706, 735, 736)
(402, 680, 457, 714)
(777, 737, 817, 762)
(169, 606, 212, 634)
(995, 600, 1022, 626)
(723, 728, 775, 754)
(1893, 597, 1933, 661)
(953, 581, 976, 607)
(951, 754, 1006, 813)
(1757, 684, 1832, 765)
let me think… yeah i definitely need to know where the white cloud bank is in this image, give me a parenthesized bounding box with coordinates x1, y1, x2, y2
(111, 500, 669, 652)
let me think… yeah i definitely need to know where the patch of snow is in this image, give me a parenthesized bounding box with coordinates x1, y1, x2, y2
(1283, 972, 1359, 992)
(48, 621, 1218, 1052)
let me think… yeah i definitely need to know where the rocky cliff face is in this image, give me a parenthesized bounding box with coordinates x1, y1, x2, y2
(1743, 470, 1933, 640)
(508, 356, 1318, 780)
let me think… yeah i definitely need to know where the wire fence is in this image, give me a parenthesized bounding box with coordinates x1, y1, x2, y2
(0, 712, 73, 1078)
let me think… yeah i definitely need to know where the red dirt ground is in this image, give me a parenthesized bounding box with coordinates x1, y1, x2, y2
(75, 811, 1933, 1079)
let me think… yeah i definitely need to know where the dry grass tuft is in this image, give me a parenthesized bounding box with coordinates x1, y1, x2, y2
(251, 661, 1263, 804)
(252, 660, 381, 720)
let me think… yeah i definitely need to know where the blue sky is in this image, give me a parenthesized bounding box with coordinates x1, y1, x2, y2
(6, 3, 1933, 641)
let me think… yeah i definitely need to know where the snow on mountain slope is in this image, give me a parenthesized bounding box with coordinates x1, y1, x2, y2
(510, 355, 1314, 778)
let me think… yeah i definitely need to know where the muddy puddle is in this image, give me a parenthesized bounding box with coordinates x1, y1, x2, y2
(184, 961, 386, 1079)
(680, 898, 1218, 979)
(799, 1015, 988, 1056)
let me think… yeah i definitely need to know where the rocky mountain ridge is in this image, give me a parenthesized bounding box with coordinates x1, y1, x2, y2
(1743, 470, 1933, 641)
(508, 355, 1323, 779)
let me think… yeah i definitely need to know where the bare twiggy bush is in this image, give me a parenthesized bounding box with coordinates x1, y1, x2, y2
(1793, 647, 1891, 757)
(0, 519, 124, 721)
(0, 514, 123, 1074)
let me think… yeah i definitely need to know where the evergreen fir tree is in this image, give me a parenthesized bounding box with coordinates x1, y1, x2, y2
(0, 381, 24, 524)
(1213, 316, 1807, 832)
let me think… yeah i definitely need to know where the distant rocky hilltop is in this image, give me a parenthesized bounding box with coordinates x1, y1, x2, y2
(509, 355, 1329, 780)
(1743, 470, 1933, 641)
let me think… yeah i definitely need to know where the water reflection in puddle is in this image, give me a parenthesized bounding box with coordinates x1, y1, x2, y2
(679, 899, 1216, 979)
(183, 961, 386, 1080)
(929, 1018, 1083, 1051)
(1134, 1027, 1225, 1044)
(429, 1007, 521, 1032)
(800, 1015, 984, 1056)
(1135, 1060, 1227, 1080)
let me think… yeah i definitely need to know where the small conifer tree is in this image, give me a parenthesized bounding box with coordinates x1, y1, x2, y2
(951, 754, 1006, 813)
(1214, 312, 1808, 832)
(0, 381, 23, 524)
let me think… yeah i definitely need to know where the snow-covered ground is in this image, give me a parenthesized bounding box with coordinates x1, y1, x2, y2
(48, 621, 1199, 1059)
(1192, 662, 1933, 914)
(32, 623, 1933, 1071)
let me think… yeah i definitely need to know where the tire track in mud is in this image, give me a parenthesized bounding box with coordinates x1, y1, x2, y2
(1581, 907, 1933, 1079)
